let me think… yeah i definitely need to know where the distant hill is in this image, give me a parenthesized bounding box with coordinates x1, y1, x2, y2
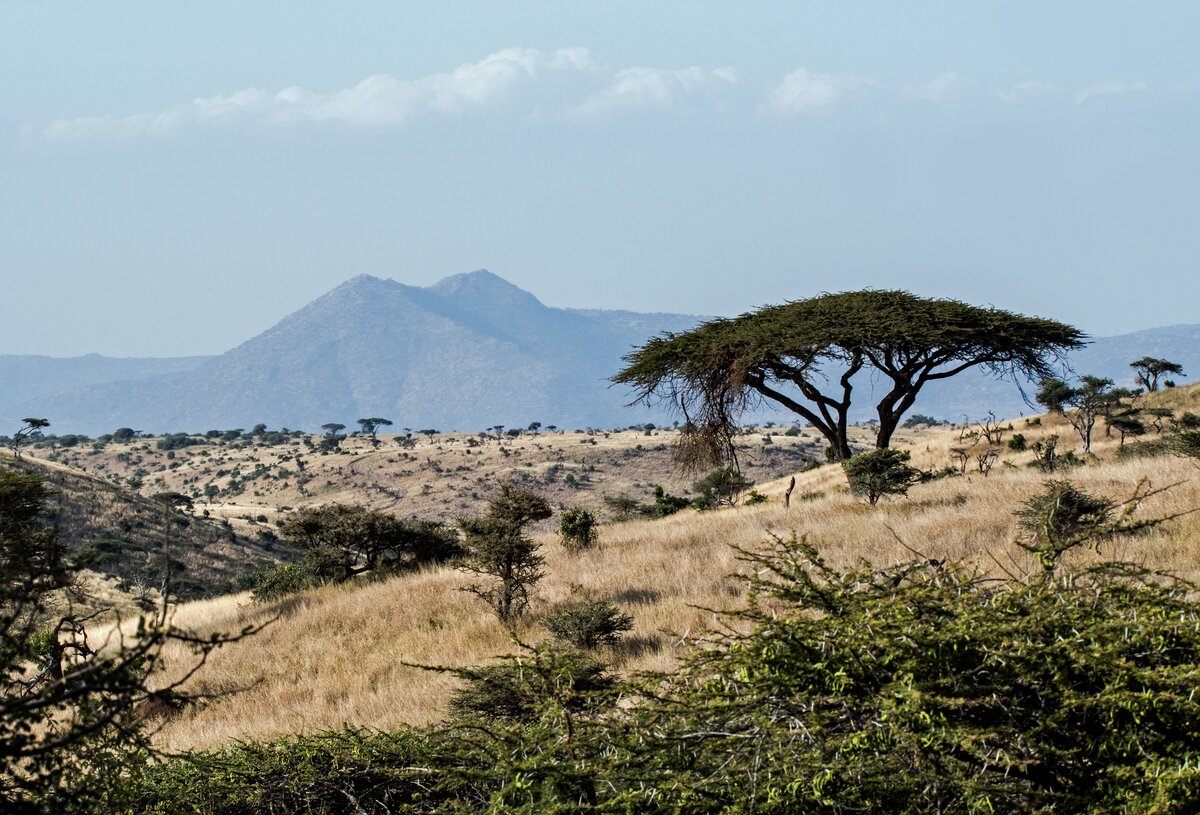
(909, 324, 1200, 423)
(4, 272, 1195, 433)
(1, 453, 283, 599)
(0, 353, 211, 432)
(24, 272, 702, 435)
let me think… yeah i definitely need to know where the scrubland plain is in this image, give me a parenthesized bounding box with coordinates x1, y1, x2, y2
(93, 386, 1200, 753)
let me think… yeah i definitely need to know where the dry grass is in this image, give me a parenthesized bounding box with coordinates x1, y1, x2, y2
(131, 392, 1200, 753)
(24, 425, 824, 540)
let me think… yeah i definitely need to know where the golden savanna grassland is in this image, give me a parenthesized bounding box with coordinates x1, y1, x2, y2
(72, 385, 1200, 754)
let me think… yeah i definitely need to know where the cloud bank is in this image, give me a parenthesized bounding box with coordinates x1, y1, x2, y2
(36, 48, 1170, 143)
(41, 48, 739, 141)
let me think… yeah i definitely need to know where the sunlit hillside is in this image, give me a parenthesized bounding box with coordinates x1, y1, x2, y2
(121, 384, 1200, 753)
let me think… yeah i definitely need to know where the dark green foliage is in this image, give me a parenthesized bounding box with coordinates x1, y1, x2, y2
(155, 433, 201, 452)
(601, 494, 651, 521)
(1006, 432, 1027, 451)
(1179, 411, 1200, 430)
(651, 484, 689, 517)
(1, 467, 254, 812)
(125, 478, 1200, 813)
(1028, 434, 1083, 472)
(743, 489, 768, 505)
(459, 485, 552, 623)
(249, 561, 321, 603)
(1016, 480, 1113, 569)
(125, 728, 447, 815)
(281, 504, 459, 587)
(841, 447, 920, 505)
(71, 538, 142, 570)
(902, 413, 944, 428)
(1035, 377, 1075, 413)
(691, 466, 753, 509)
(559, 507, 598, 550)
(1106, 411, 1147, 445)
(543, 599, 633, 650)
(615, 289, 1083, 467)
(447, 645, 615, 722)
(1170, 429, 1200, 459)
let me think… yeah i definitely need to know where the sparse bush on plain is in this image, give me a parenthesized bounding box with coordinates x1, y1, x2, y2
(558, 507, 598, 550)
(543, 598, 632, 650)
(842, 447, 920, 505)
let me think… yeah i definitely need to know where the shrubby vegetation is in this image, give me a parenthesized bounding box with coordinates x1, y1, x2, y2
(459, 484, 552, 623)
(0, 467, 253, 813)
(842, 447, 920, 505)
(250, 505, 460, 602)
(118, 476, 1200, 814)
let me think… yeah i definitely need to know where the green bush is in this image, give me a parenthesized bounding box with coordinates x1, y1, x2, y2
(841, 447, 920, 505)
(691, 467, 753, 510)
(651, 485, 689, 517)
(125, 729, 449, 814)
(1006, 432, 1027, 451)
(448, 647, 616, 724)
(743, 489, 768, 505)
(543, 599, 633, 650)
(559, 507, 598, 550)
(250, 561, 321, 603)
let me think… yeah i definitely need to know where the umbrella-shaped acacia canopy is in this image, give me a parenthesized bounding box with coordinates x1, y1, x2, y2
(614, 290, 1085, 465)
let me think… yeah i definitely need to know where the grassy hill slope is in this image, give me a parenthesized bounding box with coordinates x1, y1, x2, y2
(135, 385, 1200, 752)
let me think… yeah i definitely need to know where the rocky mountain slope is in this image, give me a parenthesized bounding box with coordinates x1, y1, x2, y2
(26, 272, 701, 434)
(4, 271, 1195, 433)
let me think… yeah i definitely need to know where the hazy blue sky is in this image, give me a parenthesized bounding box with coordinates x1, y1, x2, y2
(3, 2, 1198, 357)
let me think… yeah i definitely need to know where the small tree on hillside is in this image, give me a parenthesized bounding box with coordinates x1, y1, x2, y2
(842, 448, 921, 505)
(9, 418, 49, 459)
(459, 484, 552, 623)
(281, 504, 459, 584)
(559, 507, 598, 550)
(1037, 376, 1137, 453)
(692, 467, 753, 509)
(1130, 357, 1183, 393)
(543, 599, 633, 650)
(321, 423, 345, 437)
(356, 418, 392, 447)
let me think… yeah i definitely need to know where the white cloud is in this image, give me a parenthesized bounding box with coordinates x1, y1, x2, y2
(998, 80, 1059, 103)
(570, 66, 738, 117)
(905, 72, 963, 102)
(40, 48, 753, 141)
(1074, 80, 1149, 105)
(767, 68, 864, 114)
(42, 48, 604, 141)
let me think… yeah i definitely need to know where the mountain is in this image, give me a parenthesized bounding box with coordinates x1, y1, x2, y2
(6, 272, 1196, 434)
(0, 353, 211, 431)
(27, 272, 703, 434)
(909, 324, 1200, 423)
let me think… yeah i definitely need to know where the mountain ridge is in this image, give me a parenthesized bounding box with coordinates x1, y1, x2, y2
(3, 272, 1195, 434)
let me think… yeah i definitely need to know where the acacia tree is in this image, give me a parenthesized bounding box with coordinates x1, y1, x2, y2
(356, 418, 392, 447)
(614, 290, 1083, 465)
(9, 418, 49, 460)
(1129, 357, 1183, 393)
(1036, 375, 1137, 453)
(282, 504, 458, 582)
